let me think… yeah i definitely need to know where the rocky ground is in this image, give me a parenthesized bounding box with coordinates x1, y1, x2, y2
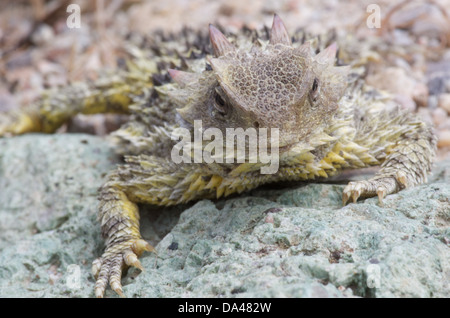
(0, 0, 449, 298)
(0, 134, 448, 297)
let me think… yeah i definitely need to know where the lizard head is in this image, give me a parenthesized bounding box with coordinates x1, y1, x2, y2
(169, 14, 349, 150)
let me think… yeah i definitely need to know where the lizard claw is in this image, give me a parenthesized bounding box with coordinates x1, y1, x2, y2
(92, 238, 154, 298)
(342, 181, 364, 205)
(342, 191, 350, 206)
(351, 188, 361, 203)
(342, 176, 400, 206)
(376, 186, 387, 207)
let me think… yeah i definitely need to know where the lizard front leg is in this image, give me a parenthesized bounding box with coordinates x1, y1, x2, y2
(91, 155, 223, 297)
(92, 186, 154, 298)
(343, 120, 436, 205)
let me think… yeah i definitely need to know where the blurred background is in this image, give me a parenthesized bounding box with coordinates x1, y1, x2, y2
(0, 0, 449, 159)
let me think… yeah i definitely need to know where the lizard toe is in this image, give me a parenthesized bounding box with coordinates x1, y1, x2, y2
(92, 239, 154, 298)
(342, 176, 400, 206)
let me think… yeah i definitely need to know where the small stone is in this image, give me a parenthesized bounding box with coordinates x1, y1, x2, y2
(428, 95, 439, 110)
(431, 107, 448, 127)
(438, 93, 450, 114)
(416, 107, 433, 126)
(168, 242, 179, 250)
(437, 130, 450, 148)
(264, 214, 274, 224)
(366, 67, 415, 97)
(31, 24, 54, 46)
(439, 118, 450, 130)
(394, 94, 416, 112)
(412, 83, 428, 107)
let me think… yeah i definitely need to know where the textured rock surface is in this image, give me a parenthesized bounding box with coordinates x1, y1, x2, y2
(0, 134, 448, 297)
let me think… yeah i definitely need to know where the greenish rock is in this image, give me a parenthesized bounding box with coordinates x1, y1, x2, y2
(0, 134, 448, 298)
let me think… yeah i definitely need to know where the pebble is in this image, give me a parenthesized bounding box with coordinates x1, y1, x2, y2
(437, 130, 450, 148)
(31, 24, 54, 46)
(416, 107, 433, 126)
(438, 93, 450, 114)
(431, 107, 448, 127)
(264, 214, 274, 224)
(394, 94, 416, 112)
(412, 82, 428, 107)
(366, 67, 415, 97)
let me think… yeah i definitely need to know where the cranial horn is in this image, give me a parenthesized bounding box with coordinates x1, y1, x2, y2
(295, 40, 313, 57)
(209, 24, 236, 57)
(168, 69, 200, 88)
(270, 14, 291, 46)
(316, 42, 338, 65)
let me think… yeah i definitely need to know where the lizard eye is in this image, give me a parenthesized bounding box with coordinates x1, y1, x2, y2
(213, 89, 228, 116)
(309, 78, 320, 104)
(215, 92, 225, 108)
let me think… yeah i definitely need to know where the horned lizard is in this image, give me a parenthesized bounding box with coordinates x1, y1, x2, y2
(0, 15, 436, 297)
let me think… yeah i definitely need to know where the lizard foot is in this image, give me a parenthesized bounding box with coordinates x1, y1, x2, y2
(0, 111, 39, 136)
(92, 238, 154, 298)
(342, 175, 404, 206)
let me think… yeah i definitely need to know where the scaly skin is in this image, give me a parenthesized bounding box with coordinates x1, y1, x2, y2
(0, 15, 436, 297)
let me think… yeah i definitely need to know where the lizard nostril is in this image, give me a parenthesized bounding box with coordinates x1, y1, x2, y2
(253, 121, 260, 128)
